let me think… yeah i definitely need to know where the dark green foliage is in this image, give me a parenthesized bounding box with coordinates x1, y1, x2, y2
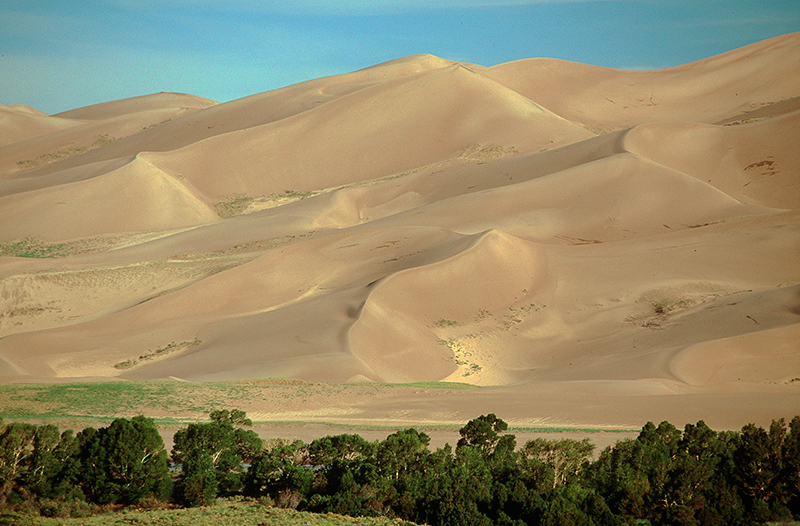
(784, 416, 800, 517)
(210, 408, 253, 427)
(376, 428, 430, 481)
(308, 433, 376, 468)
(733, 417, 797, 523)
(304, 434, 388, 516)
(374, 429, 431, 518)
(457, 413, 509, 455)
(245, 439, 313, 508)
(172, 410, 262, 506)
(586, 417, 800, 526)
(181, 449, 217, 507)
(0, 421, 39, 504)
(0, 422, 87, 511)
(520, 437, 595, 488)
(79, 416, 172, 505)
(4, 411, 800, 525)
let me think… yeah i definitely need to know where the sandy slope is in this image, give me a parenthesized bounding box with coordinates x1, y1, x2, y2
(1, 34, 799, 432)
(0, 104, 82, 146)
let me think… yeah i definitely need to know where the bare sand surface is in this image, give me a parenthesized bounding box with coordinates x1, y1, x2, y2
(1, 33, 799, 436)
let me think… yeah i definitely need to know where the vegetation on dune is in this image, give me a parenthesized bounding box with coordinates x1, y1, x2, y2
(214, 189, 322, 218)
(15, 134, 117, 170)
(0, 237, 115, 259)
(2, 411, 800, 525)
(113, 338, 202, 370)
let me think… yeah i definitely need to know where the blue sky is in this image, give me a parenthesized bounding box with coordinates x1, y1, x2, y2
(1, 1, 798, 115)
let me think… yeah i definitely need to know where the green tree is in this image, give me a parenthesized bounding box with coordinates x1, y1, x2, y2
(375, 428, 432, 518)
(172, 409, 262, 505)
(457, 413, 508, 456)
(20, 424, 61, 497)
(782, 416, 800, 518)
(657, 420, 726, 526)
(734, 419, 794, 522)
(308, 433, 376, 468)
(543, 485, 593, 526)
(376, 428, 430, 482)
(520, 438, 595, 489)
(43, 429, 83, 500)
(0, 422, 38, 503)
(245, 440, 313, 508)
(209, 409, 253, 427)
(181, 449, 217, 507)
(305, 433, 384, 516)
(410, 443, 493, 526)
(79, 416, 172, 505)
(587, 421, 681, 522)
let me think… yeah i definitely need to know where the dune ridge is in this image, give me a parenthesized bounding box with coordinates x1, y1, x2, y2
(1, 33, 799, 430)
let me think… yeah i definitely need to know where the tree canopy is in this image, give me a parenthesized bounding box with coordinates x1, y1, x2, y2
(2, 411, 800, 525)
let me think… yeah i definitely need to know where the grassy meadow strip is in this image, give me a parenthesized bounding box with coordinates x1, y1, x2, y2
(0, 499, 417, 526)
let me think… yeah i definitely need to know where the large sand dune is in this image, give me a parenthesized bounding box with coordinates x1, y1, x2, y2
(1, 33, 799, 431)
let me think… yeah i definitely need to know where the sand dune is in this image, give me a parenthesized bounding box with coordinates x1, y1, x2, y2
(0, 104, 82, 146)
(485, 32, 800, 131)
(0, 155, 219, 240)
(1, 34, 799, 431)
(0, 93, 217, 178)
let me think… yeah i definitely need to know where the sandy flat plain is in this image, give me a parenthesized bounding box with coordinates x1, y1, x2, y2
(1, 33, 799, 437)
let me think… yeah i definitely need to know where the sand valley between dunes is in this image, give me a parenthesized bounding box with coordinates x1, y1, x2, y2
(1, 33, 799, 436)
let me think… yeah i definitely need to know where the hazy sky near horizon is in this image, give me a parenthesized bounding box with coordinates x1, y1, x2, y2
(2, 0, 798, 114)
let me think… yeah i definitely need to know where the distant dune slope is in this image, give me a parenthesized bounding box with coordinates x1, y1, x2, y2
(485, 32, 800, 131)
(1, 33, 798, 430)
(0, 104, 83, 146)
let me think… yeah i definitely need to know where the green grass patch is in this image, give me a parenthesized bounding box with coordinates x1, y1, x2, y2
(0, 379, 482, 433)
(0, 499, 418, 525)
(0, 381, 234, 423)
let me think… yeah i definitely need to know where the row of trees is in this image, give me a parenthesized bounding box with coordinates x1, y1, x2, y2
(2, 411, 799, 525)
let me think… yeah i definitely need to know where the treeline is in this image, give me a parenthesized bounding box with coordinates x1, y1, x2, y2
(1, 411, 799, 525)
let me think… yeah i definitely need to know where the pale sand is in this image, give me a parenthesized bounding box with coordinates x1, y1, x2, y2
(1, 33, 799, 435)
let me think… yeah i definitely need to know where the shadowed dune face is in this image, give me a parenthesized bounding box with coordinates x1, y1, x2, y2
(1, 34, 799, 430)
